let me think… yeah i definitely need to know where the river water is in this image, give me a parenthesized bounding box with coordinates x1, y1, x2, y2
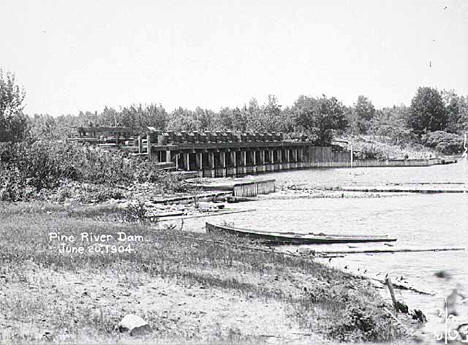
(188, 160, 468, 322)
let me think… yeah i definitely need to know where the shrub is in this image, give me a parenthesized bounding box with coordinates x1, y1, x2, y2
(328, 306, 399, 342)
(371, 125, 417, 147)
(0, 140, 182, 201)
(421, 131, 464, 155)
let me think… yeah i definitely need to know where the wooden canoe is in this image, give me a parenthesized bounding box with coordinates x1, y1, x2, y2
(206, 222, 397, 245)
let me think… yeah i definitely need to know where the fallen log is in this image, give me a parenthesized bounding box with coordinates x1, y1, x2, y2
(151, 191, 233, 204)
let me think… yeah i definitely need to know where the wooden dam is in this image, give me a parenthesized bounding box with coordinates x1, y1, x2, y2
(140, 130, 353, 177)
(70, 127, 455, 178)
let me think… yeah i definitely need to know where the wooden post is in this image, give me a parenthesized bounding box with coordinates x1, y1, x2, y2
(251, 150, 257, 174)
(138, 135, 142, 154)
(232, 151, 237, 167)
(261, 150, 265, 170)
(220, 151, 226, 177)
(166, 150, 171, 163)
(385, 277, 398, 312)
(184, 152, 190, 171)
(196, 152, 203, 170)
(209, 152, 215, 169)
(350, 144, 354, 168)
(220, 151, 226, 168)
(147, 134, 152, 160)
(209, 152, 215, 177)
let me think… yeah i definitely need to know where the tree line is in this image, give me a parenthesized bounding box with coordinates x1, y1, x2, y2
(1, 68, 467, 150)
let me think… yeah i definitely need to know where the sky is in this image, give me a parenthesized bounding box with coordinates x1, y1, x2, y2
(1, 0, 467, 116)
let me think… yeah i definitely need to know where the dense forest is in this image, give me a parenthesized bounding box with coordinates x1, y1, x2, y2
(1, 68, 468, 152)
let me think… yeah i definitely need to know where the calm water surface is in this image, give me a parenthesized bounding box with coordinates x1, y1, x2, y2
(189, 161, 468, 317)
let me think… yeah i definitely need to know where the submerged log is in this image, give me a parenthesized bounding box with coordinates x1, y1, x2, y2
(335, 187, 466, 194)
(376, 277, 434, 296)
(318, 247, 465, 255)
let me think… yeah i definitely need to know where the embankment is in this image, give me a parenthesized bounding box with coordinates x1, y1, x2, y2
(0, 201, 415, 344)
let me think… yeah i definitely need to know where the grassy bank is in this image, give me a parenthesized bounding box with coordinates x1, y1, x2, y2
(0, 201, 414, 344)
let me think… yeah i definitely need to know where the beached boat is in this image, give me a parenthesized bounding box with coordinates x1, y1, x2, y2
(206, 222, 397, 245)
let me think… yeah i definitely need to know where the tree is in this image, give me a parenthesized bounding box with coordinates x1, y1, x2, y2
(244, 98, 262, 131)
(100, 106, 120, 126)
(292, 95, 347, 145)
(217, 107, 235, 130)
(408, 87, 447, 133)
(442, 90, 468, 133)
(370, 105, 415, 145)
(77, 110, 99, 127)
(243, 95, 283, 132)
(0, 69, 28, 142)
(29, 114, 58, 140)
(145, 103, 169, 131)
(217, 107, 248, 131)
(194, 107, 216, 131)
(277, 106, 295, 133)
(260, 95, 283, 132)
(349, 95, 376, 134)
(167, 107, 197, 131)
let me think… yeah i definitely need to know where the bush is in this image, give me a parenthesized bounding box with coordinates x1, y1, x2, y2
(421, 131, 464, 155)
(352, 145, 387, 160)
(371, 125, 417, 147)
(0, 140, 181, 201)
(328, 306, 394, 342)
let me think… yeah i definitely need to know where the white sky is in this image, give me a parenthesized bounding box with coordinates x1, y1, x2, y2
(1, 0, 467, 115)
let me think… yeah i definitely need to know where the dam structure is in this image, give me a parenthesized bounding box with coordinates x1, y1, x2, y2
(144, 130, 351, 177)
(69, 127, 453, 177)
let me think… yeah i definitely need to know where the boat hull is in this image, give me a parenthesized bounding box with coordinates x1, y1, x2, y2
(206, 222, 397, 245)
